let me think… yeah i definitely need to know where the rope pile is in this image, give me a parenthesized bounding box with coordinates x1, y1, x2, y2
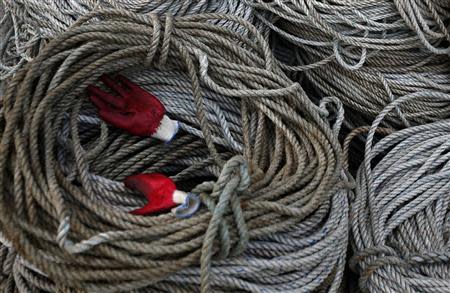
(0, 10, 348, 292)
(0, 0, 255, 80)
(247, 0, 450, 127)
(350, 95, 450, 292)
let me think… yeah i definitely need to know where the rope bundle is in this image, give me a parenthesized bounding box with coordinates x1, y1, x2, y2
(0, 0, 254, 80)
(0, 10, 348, 292)
(247, 0, 450, 127)
(350, 95, 450, 292)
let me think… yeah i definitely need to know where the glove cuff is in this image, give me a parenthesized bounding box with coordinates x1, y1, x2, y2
(152, 115, 179, 142)
(173, 190, 188, 204)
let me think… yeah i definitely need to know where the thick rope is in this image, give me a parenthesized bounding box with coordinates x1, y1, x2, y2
(0, 10, 348, 292)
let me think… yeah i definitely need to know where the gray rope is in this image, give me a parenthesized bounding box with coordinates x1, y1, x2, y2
(350, 93, 450, 292)
(247, 0, 450, 127)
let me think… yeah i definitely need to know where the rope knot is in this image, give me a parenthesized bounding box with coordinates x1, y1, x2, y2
(197, 155, 250, 292)
(319, 96, 344, 137)
(350, 245, 406, 291)
(215, 155, 250, 194)
(145, 13, 174, 68)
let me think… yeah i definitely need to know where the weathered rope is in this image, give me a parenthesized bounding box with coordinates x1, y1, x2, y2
(0, 0, 254, 80)
(350, 93, 450, 292)
(0, 10, 348, 292)
(247, 0, 450, 127)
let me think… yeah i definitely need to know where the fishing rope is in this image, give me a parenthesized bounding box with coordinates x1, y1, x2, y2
(0, 10, 349, 292)
(349, 93, 450, 292)
(0, 0, 255, 80)
(246, 0, 450, 127)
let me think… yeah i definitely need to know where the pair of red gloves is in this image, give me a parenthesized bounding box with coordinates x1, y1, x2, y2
(87, 75, 199, 218)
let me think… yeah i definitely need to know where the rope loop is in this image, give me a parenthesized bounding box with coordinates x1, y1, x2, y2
(198, 156, 250, 258)
(144, 13, 175, 69)
(158, 14, 174, 68)
(145, 13, 162, 67)
(199, 155, 250, 292)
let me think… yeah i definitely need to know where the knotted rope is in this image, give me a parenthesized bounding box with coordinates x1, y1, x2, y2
(350, 93, 450, 292)
(0, 10, 348, 292)
(247, 0, 450, 127)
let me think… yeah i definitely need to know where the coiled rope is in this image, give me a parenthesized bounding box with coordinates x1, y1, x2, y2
(350, 93, 450, 292)
(246, 0, 450, 127)
(0, 10, 348, 292)
(0, 0, 254, 80)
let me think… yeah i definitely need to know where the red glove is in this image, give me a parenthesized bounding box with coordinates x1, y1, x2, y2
(125, 173, 200, 218)
(87, 74, 179, 142)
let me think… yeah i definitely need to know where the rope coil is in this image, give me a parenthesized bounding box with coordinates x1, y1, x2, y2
(350, 93, 450, 292)
(0, 10, 348, 292)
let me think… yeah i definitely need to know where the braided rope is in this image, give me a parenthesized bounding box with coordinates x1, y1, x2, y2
(0, 10, 348, 292)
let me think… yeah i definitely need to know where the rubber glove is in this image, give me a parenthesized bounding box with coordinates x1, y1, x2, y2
(125, 173, 200, 218)
(87, 74, 179, 142)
